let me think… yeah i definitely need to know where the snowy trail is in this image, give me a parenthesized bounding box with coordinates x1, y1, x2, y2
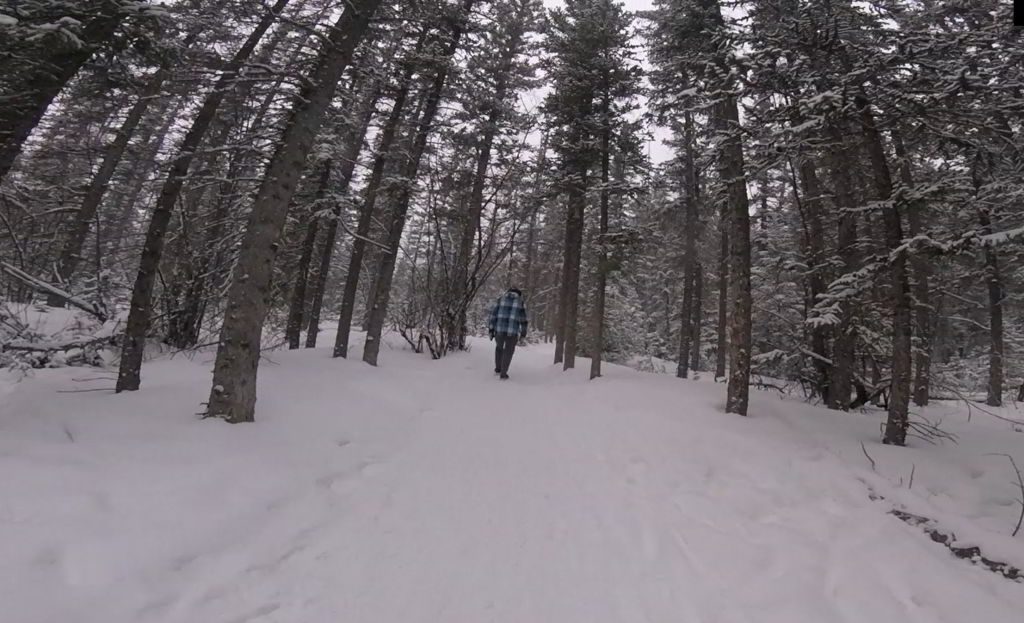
(3, 335, 1024, 622)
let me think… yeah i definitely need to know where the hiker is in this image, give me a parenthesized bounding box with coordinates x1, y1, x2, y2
(488, 287, 528, 380)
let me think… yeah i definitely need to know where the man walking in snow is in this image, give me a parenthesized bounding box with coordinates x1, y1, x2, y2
(488, 287, 528, 380)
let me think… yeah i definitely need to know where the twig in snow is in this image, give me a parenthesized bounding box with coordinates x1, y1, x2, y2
(909, 464, 915, 490)
(62, 424, 75, 443)
(868, 486, 1021, 581)
(935, 383, 1024, 426)
(986, 453, 1024, 537)
(907, 413, 958, 445)
(861, 442, 877, 472)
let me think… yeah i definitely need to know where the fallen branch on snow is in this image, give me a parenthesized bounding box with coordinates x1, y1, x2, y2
(889, 509, 1021, 580)
(867, 487, 1021, 581)
(0, 261, 107, 321)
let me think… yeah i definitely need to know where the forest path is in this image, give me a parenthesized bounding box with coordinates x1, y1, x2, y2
(2, 333, 1022, 622)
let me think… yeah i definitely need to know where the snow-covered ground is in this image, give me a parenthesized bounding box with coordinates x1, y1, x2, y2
(2, 327, 1024, 622)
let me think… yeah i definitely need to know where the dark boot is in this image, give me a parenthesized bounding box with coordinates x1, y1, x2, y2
(498, 334, 517, 377)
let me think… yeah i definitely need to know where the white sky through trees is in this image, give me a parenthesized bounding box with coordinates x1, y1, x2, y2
(536, 0, 673, 164)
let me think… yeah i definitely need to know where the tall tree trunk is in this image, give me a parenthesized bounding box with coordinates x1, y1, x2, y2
(0, 1, 130, 183)
(332, 37, 424, 358)
(553, 232, 569, 365)
(521, 138, 546, 333)
(590, 105, 611, 380)
(825, 126, 859, 411)
(166, 38, 306, 350)
(559, 175, 587, 371)
(690, 263, 703, 371)
(857, 95, 912, 445)
(204, 0, 381, 423)
(448, 16, 530, 352)
(117, 0, 292, 393)
(305, 84, 380, 348)
(718, 94, 753, 416)
(890, 129, 933, 407)
(792, 152, 830, 402)
(285, 160, 332, 349)
(978, 205, 1004, 407)
(984, 243, 1004, 408)
(715, 221, 728, 379)
(677, 112, 700, 379)
(362, 0, 475, 367)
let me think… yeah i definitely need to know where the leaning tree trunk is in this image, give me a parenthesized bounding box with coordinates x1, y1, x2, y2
(47, 27, 204, 301)
(167, 32, 308, 350)
(332, 39, 423, 358)
(0, 1, 131, 183)
(305, 82, 381, 348)
(718, 94, 753, 416)
(858, 95, 912, 446)
(48, 69, 168, 302)
(285, 160, 332, 349)
(117, 0, 293, 393)
(204, 0, 381, 423)
(104, 96, 182, 263)
(362, 0, 475, 367)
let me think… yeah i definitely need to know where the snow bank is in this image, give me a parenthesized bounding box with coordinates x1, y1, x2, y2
(1, 331, 1022, 622)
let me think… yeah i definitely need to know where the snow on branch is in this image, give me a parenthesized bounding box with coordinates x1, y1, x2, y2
(0, 262, 107, 322)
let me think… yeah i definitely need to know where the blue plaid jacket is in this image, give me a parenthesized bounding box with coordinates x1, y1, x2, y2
(488, 291, 528, 337)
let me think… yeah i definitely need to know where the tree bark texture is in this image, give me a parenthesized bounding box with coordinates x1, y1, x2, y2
(205, 0, 381, 423)
(715, 220, 728, 379)
(824, 127, 859, 411)
(590, 109, 611, 380)
(857, 96, 912, 446)
(362, 0, 475, 367)
(332, 37, 425, 358)
(117, 0, 292, 393)
(285, 160, 332, 349)
(891, 129, 933, 407)
(305, 83, 380, 348)
(676, 112, 700, 379)
(718, 94, 753, 416)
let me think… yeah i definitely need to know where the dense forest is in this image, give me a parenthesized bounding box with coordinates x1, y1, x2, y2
(1, 0, 1021, 444)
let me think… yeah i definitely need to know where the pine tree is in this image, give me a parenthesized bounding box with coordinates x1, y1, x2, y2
(204, 0, 382, 423)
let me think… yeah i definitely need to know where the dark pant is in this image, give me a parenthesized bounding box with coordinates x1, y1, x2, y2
(494, 334, 518, 375)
